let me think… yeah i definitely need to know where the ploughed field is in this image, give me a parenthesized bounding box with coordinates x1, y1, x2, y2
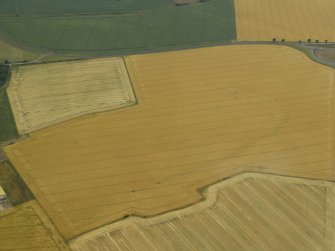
(7, 57, 136, 135)
(234, 0, 335, 42)
(71, 173, 335, 251)
(5, 45, 335, 239)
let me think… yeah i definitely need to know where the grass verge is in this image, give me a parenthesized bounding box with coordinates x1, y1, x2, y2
(0, 160, 33, 205)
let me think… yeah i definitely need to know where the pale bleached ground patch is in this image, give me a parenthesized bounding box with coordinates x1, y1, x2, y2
(7, 57, 136, 135)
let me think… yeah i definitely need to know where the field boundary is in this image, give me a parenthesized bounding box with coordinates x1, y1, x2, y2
(3, 44, 335, 240)
(70, 171, 335, 247)
(7, 57, 137, 135)
(0, 200, 70, 250)
(0, 0, 212, 18)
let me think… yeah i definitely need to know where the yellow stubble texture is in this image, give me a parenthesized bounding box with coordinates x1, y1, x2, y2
(4, 45, 335, 239)
(7, 57, 136, 135)
(234, 0, 335, 42)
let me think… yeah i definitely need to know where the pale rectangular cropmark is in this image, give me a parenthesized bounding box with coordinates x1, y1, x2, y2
(7, 57, 136, 135)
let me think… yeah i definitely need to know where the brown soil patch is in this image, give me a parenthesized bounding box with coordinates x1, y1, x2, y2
(315, 48, 335, 63)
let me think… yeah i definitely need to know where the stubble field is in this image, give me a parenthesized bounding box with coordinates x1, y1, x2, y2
(0, 200, 69, 250)
(4, 45, 335, 239)
(71, 173, 335, 251)
(234, 0, 335, 42)
(7, 57, 136, 135)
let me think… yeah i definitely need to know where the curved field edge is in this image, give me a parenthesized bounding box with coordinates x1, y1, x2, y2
(312, 47, 335, 68)
(0, 0, 236, 56)
(70, 172, 335, 250)
(3, 46, 334, 239)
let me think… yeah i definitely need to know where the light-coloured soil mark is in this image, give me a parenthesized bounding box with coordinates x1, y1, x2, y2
(7, 57, 136, 135)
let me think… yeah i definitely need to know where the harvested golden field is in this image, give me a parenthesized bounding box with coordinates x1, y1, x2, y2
(7, 57, 136, 135)
(0, 200, 69, 250)
(234, 0, 335, 42)
(4, 45, 335, 239)
(71, 173, 335, 251)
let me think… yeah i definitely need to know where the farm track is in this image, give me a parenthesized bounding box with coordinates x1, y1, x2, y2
(4, 45, 335, 239)
(70, 172, 335, 251)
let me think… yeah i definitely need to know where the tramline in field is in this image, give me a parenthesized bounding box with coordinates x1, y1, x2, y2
(5, 45, 334, 239)
(71, 173, 335, 251)
(234, 0, 335, 42)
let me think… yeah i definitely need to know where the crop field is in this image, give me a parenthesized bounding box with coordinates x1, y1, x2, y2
(234, 0, 335, 42)
(0, 39, 38, 63)
(0, 200, 70, 250)
(0, 84, 18, 143)
(0, 0, 173, 16)
(71, 173, 335, 251)
(0, 0, 236, 55)
(0, 161, 33, 206)
(7, 57, 136, 135)
(4, 45, 335, 239)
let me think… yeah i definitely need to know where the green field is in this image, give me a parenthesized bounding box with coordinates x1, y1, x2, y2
(0, 66, 18, 143)
(0, 0, 236, 55)
(0, 39, 38, 63)
(0, 160, 33, 205)
(0, 88, 18, 143)
(0, 0, 173, 16)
